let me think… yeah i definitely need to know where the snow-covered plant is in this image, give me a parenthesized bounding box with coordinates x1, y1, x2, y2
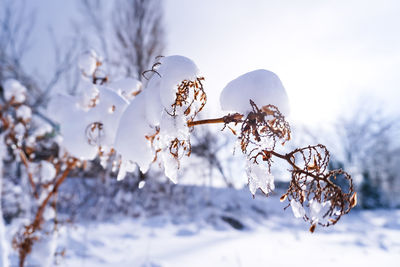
(11, 155, 80, 267)
(0, 79, 37, 196)
(0, 79, 83, 267)
(0, 135, 9, 267)
(48, 54, 206, 183)
(188, 69, 356, 231)
(115, 56, 206, 182)
(46, 52, 356, 233)
(0, 50, 358, 266)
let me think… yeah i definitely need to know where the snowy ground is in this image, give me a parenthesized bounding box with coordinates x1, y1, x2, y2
(50, 189, 400, 267)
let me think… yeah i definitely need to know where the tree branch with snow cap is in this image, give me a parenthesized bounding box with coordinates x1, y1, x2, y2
(48, 53, 357, 233)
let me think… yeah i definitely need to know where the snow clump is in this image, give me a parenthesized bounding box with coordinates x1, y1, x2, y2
(114, 93, 154, 173)
(51, 53, 291, 188)
(49, 53, 201, 183)
(108, 77, 142, 101)
(2, 79, 27, 103)
(40, 160, 57, 184)
(115, 55, 200, 182)
(48, 61, 129, 160)
(16, 105, 32, 121)
(220, 69, 289, 116)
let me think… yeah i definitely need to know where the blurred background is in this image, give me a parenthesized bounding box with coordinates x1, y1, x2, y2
(1, 0, 400, 266)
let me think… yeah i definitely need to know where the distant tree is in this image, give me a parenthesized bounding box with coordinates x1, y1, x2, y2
(113, 0, 165, 80)
(79, 0, 165, 81)
(191, 128, 233, 187)
(359, 171, 384, 209)
(336, 105, 400, 208)
(0, 0, 77, 113)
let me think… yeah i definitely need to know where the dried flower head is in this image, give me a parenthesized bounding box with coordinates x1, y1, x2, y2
(217, 99, 356, 230)
(85, 121, 105, 146)
(240, 100, 291, 160)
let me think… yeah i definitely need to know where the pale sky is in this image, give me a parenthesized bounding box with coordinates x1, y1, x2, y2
(18, 0, 400, 125)
(164, 0, 400, 125)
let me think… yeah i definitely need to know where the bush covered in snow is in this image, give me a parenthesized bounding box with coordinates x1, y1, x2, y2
(0, 51, 357, 267)
(47, 52, 356, 229)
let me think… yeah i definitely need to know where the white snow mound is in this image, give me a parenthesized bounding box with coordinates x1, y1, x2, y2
(2, 79, 27, 103)
(114, 93, 154, 174)
(115, 55, 199, 181)
(108, 77, 142, 101)
(220, 69, 290, 116)
(47, 87, 128, 160)
(144, 55, 199, 125)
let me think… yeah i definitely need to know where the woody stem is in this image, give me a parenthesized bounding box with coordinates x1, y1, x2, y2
(187, 117, 225, 127)
(187, 113, 244, 127)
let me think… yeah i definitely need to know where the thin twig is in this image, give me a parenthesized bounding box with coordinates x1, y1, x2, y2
(188, 117, 225, 127)
(19, 149, 38, 199)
